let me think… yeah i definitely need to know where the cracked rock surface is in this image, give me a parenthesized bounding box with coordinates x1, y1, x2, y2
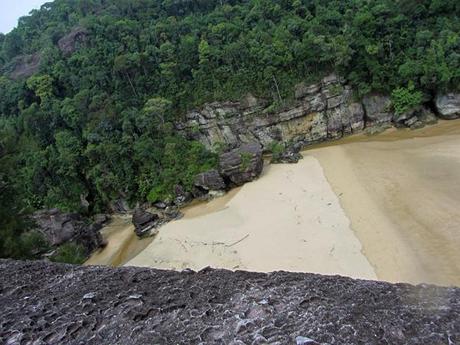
(0, 259, 459, 345)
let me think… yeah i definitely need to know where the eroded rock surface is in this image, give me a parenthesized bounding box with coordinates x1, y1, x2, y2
(0, 260, 459, 345)
(177, 76, 457, 153)
(194, 169, 226, 191)
(219, 143, 263, 186)
(32, 209, 104, 254)
(178, 75, 367, 152)
(132, 208, 159, 237)
(176, 75, 368, 152)
(362, 94, 393, 126)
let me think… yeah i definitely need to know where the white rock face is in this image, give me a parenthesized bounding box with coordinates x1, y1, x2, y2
(435, 93, 460, 119)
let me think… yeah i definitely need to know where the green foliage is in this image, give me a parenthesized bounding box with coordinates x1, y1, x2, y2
(269, 141, 285, 161)
(240, 152, 252, 172)
(391, 83, 424, 115)
(51, 242, 87, 264)
(26, 75, 54, 102)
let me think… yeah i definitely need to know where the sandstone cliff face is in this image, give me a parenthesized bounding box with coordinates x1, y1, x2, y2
(177, 76, 457, 152)
(177, 74, 364, 151)
(0, 260, 459, 345)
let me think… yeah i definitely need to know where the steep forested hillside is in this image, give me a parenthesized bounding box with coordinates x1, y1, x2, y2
(0, 0, 459, 258)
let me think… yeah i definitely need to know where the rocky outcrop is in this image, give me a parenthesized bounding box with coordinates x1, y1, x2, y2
(132, 208, 159, 237)
(1, 259, 459, 345)
(194, 169, 226, 191)
(393, 106, 438, 129)
(218, 142, 263, 186)
(58, 26, 88, 55)
(435, 93, 460, 119)
(362, 94, 393, 126)
(109, 199, 131, 214)
(178, 76, 459, 153)
(32, 209, 105, 254)
(132, 206, 183, 238)
(8, 53, 41, 80)
(271, 143, 303, 164)
(177, 74, 368, 152)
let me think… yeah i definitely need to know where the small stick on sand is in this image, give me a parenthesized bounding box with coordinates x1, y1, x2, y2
(226, 234, 249, 247)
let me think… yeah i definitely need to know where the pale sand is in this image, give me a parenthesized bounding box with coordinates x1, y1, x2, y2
(308, 120, 460, 286)
(126, 158, 377, 280)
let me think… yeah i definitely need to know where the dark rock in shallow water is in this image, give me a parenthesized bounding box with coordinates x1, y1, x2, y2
(132, 208, 159, 237)
(219, 143, 263, 186)
(31, 209, 104, 254)
(0, 260, 459, 345)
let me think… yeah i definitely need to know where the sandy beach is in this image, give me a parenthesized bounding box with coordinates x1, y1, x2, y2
(126, 157, 377, 280)
(309, 120, 460, 286)
(89, 120, 460, 286)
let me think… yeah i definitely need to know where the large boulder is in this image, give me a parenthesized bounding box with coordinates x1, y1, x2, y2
(271, 143, 303, 164)
(194, 170, 226, 191)
(8, 53, 41, 80)
(362, 94, 393, 126)
(32, 209, 104, 254)
(435, 93, 460, 119)
(132, 208, 159, 237)
(58, 26, 88, 55)
(218, 143, 264, 186)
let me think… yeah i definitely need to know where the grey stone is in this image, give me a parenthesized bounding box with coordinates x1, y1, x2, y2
(295, 82, 321, 99)
(31, 209, 104, 254)
(404, 116, 419, 127)
(132, 208, 159, 237)
(219, 143, 263, 186)
(435, 93, 460, 119)
(362, 94, 393, 125)
(418, 107, 438, 125)
(109, 199, 131, 214)
(194, 170, 226, 191)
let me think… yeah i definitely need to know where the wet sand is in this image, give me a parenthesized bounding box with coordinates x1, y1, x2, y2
(309, 120, 460, 286)
(126, 158, 377, 280)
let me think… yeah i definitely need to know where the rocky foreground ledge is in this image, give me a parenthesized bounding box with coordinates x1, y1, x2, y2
(0, 260, 459, 345)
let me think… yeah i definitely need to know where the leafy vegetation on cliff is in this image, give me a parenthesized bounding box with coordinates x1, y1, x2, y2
(0, 0, 459, 258)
